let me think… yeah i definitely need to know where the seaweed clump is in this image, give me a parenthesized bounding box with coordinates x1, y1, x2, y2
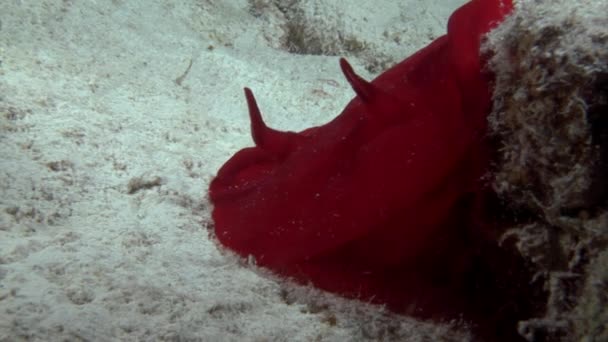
(485, 0, 608, 340)
(247, 0, 395, 73)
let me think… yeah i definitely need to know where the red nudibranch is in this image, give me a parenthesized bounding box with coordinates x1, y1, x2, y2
(210, 0, 522, 336)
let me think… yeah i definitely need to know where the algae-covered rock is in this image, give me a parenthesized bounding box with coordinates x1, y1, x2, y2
(486, 0, 607, 340)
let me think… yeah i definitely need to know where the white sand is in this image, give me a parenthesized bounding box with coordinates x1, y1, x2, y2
(0, 0, 471, 340)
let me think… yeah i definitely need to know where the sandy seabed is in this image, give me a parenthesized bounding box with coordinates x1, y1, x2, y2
(0, 0, 475, 340)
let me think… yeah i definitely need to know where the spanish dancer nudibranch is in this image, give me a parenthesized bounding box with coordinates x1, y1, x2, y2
(209, 0, 541, 340)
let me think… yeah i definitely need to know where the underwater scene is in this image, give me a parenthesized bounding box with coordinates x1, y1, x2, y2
(1, 0, 606, 341)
